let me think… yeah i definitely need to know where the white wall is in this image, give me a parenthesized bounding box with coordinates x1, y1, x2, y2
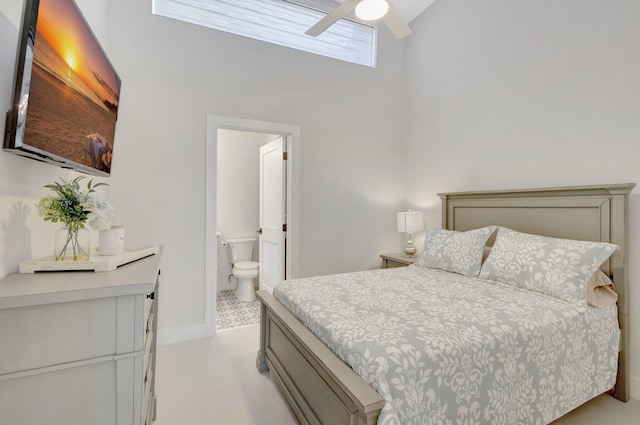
(216, 129, 271, 291)
(405, 0, 640, 399)
(0, 0, 109, 279)
(217, 129, 271, 241)
(104, 0, 406, 337)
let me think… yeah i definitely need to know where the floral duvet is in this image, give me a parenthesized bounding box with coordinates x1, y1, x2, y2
(273, 266, 619, 425)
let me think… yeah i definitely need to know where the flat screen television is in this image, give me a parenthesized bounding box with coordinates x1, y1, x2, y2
(3, 0, 121, 177)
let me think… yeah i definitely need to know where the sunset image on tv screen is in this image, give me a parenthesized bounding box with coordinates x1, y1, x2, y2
(24, 0, 121, 173)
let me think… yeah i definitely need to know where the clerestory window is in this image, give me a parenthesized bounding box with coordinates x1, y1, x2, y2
(152, 0, 377, 67)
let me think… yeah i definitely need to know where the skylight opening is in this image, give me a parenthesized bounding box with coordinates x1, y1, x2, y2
(152, 0, 377, 68)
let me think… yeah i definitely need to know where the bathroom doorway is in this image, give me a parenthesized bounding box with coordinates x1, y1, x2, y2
(215, 129, 282, 330)
(216, 129, 281, 290)
(205, 115, 300, 335)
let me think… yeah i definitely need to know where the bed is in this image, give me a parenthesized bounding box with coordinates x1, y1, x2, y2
(256, 184, 635, 425)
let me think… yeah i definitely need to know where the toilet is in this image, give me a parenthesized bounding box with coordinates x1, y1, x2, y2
(226, 237, 259, 302)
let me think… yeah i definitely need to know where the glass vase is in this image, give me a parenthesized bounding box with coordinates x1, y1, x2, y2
(55, 226, 90, 261)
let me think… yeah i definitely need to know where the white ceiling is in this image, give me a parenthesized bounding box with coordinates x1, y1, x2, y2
(333, 0, 438, 22)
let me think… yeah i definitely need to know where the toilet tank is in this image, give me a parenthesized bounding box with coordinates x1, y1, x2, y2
(226, 238, 256, 264)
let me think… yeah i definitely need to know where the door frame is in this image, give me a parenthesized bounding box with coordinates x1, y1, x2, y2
(205, 115, 300, 336)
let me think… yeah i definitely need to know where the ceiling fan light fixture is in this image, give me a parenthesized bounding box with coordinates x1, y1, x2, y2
(355, 0, 389, 21)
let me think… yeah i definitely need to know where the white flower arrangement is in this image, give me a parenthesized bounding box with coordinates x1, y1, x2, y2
(84, 194, 115, 230)
(37, 176, 114, 231)
(37, 176, 115, 261)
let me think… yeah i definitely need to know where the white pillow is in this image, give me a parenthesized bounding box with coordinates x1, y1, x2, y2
(479, 227, 618, 311)
(414, 226, 497, 276)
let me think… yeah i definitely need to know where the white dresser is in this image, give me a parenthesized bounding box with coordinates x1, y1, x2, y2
(0, 250, 161, 425)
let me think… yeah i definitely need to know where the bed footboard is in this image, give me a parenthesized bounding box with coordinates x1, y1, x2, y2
(256, 290, 384, 425)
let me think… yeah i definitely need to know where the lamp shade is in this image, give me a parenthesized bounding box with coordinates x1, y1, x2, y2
(397, 210, 424, 233)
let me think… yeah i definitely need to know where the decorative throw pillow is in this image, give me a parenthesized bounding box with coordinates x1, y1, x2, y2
(414, 226, 497, 276)
(587, 270, 618, 308)
(479, 227, 619, 311)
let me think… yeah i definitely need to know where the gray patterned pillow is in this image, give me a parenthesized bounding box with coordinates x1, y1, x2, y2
(415, 226, 497, 276)
(479, 227, 619, 311)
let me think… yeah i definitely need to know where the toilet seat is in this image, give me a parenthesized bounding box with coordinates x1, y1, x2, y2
(234, 261, 259, 271)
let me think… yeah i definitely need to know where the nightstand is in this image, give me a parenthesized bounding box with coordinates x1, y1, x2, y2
(380, 252, 419, 268)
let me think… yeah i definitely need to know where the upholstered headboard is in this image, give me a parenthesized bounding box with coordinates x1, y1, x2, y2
(438, 183, 635, 401)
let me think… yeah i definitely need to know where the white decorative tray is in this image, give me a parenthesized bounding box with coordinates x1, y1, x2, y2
(19, 245, 160, 273)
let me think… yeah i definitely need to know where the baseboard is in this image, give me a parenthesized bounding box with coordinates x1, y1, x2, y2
(630, 374, 640, 401)
(157, 322, 215, 346)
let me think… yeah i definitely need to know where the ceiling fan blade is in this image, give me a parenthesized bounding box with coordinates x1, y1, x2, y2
(383, 0, 413, 39)
(305, 0, 358, 37)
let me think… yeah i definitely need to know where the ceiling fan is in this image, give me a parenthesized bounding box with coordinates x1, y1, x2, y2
(306, 0, 413, 39)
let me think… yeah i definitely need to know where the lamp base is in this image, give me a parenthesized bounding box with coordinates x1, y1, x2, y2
(403, 241, 417, 257)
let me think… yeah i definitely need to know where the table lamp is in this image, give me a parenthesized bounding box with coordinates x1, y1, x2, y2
(397, 210, 424, 257)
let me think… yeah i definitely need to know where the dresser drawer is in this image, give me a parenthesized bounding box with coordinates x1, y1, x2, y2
(143, 390, 155, 425)
(144, 294, 154, 331)
(143, 362, 153, 403)
(0, 297, 117, 375)
(143, 328, 154, 372)
(141, 368, 154, 425)
(145, 309, 155, 343)
(141, 281, 158, 425)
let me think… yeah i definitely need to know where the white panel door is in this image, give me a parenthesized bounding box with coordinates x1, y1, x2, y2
(259, 137, 286, 293)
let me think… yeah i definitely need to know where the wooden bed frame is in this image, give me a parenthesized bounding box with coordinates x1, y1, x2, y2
(256, 184, 635, 425)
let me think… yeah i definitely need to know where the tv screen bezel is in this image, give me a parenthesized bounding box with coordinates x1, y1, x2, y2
(3, 0, 121, 177)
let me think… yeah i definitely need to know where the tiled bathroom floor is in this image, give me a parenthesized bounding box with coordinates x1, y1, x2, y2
(216, 289, 260, 331)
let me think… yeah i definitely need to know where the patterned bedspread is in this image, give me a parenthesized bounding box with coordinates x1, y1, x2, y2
(273, 266, 620, 425)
